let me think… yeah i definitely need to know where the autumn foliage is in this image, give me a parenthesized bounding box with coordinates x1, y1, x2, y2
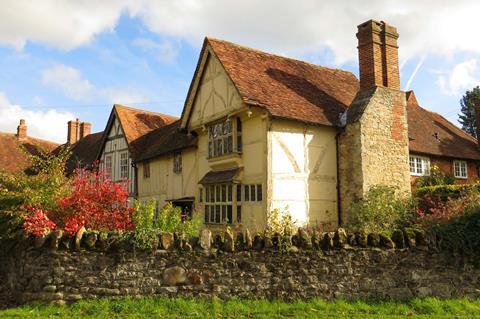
(21, 167, 134, 237)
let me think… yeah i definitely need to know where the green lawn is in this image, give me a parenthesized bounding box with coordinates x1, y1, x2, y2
(1, 297, 480, 318)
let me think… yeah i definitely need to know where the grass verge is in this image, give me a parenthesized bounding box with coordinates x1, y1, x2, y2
(1, 297, 480, 318)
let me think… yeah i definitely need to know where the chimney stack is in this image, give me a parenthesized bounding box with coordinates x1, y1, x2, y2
(16, 119, 27, 139)
(357, 20, 400, 90)
(79, 122, 91, 139)
(67, 118, 80, 144)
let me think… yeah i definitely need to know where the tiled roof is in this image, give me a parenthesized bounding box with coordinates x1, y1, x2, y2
(134, 120, 197, 163)
(207, 38, 360, 126)
(407, 91, 480, 160)
(65, 131, 104, 174)
(0, 133, 59, 174)
(114, 104, 178, 144)
(198, 168, 240, 185)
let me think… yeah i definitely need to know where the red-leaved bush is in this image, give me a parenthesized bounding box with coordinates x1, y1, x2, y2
(23, 206, 56, 237)
(57, 168, 134, 235)
(416, 192, 479, 229)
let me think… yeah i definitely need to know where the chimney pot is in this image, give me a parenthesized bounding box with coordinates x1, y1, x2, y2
(357, 19, 400, 90)
(67, 119, 80, 144)
(16, 119, 27, 139)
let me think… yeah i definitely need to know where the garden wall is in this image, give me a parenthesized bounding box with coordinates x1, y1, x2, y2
(2, 241, 480, 305)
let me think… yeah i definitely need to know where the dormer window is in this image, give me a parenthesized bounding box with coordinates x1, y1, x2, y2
(208, 118, 242, 158)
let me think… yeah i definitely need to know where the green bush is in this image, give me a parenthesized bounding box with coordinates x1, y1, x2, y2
(431, 208, 480, 258)
(414, 184, 480, 202)
(131, 201, 203, 249)
(414, 165, 455, 187)
(346, 186, 415, 234)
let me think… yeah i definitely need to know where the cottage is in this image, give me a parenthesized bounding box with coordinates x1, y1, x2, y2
(2, 19, 479, 231)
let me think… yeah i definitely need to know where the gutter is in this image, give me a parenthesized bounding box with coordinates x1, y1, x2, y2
(335, 130, 343, 227)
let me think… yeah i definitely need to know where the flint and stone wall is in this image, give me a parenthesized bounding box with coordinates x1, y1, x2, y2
(339, 87, 412, 223)
(2, 242, 479, 305)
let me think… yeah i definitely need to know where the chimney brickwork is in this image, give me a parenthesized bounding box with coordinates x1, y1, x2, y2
(16, 119, 27, 139)
(67, 119, 79, 144)
(79, 122, 92, 139)
(338, 20, 410, 224)
(357, 20, 400, 90)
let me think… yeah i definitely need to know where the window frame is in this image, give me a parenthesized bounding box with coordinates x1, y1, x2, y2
(104, 155, 113, 178)
(204, 183, 241, 224)
(207, 118, 242, 159)
(242, 184, 263, 202)
(173, 152, 182, 174)
(143, 161, 150, 179)
(453, 160, 468, 179)
(409, 155, 430, 176)
(119, 151, 129, 180)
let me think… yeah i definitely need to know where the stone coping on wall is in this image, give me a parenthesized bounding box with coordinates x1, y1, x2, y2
(1, 227, 480, 305)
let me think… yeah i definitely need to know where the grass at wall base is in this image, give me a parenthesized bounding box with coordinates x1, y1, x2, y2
(1, 297, 480, 318)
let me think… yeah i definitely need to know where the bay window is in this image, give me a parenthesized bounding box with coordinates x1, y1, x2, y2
(208, 118, 242, 158)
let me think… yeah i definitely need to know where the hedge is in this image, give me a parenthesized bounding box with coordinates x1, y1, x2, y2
(414, 183, 480, 201)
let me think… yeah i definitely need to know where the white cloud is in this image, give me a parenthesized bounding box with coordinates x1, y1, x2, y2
(132, 38, 180, 63)
(436, 59, 480, 95)
(1, 1, 480, 64)
(42, 65, 93, 100)
(41, 64, 145, 104)
(0, 92, 74, 143)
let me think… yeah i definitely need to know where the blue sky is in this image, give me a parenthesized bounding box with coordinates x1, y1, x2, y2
(0, 1, 479, 143)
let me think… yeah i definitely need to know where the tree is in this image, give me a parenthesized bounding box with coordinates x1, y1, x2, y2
(458, 86, 480, 138)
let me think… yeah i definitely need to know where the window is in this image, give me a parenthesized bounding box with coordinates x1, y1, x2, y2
(453, 160, 468, 179)
(204, 184, 241, 224)
(208, 118, 242, 158)
(119, 152, 129, 179)
(105, 155, 112, 177)
(409, 156, 430, 176)
(173, 152, 182, 173)
(143, 161, 150, 179)
(243, 184, 262, 202)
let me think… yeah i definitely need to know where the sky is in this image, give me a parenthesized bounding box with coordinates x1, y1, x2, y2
(1, 0, 480, 143)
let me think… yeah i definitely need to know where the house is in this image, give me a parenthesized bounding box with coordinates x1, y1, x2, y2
(130, 19, 480, 230)
(0, 120, 59, 174)
(2, 19, 479, 231)
(94, 104, 178, 196)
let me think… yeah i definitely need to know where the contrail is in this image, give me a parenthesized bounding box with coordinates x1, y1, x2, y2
(405, 55, 426, 91)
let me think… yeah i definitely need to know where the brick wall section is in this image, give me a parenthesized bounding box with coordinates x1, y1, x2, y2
(357, 20, 400, 90)
(2, 248, 479, 304)
(339, 87, 411, 223)
(410, 154, 479, 184)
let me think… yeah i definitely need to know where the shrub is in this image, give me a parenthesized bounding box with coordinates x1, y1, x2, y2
(57, 168, 134, 234)
(265, 207, 296, 237)
(132, 200, 159, 249)
(22, 206, 56, 237)
(414, 165, 455, 187)
(416, 190, 480, 228)
(155, 203, 202, 238)
(346, 186, 415, 234)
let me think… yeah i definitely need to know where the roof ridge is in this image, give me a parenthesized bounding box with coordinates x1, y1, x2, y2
(414, 103, 478, 143)
(0, 131, 59, 145)
(206, 37, 357, 79)
(114, 104, 179, 119)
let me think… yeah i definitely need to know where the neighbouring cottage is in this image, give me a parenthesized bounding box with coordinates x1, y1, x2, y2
(1, 19, 480, 231)
(0, 119, 59, 174)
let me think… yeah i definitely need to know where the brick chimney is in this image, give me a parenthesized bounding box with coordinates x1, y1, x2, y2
(357, 20, 400, 90)
(79, 122, 91, 139)
(67, 118, 80, 144)
(16, 119, 27, 139)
